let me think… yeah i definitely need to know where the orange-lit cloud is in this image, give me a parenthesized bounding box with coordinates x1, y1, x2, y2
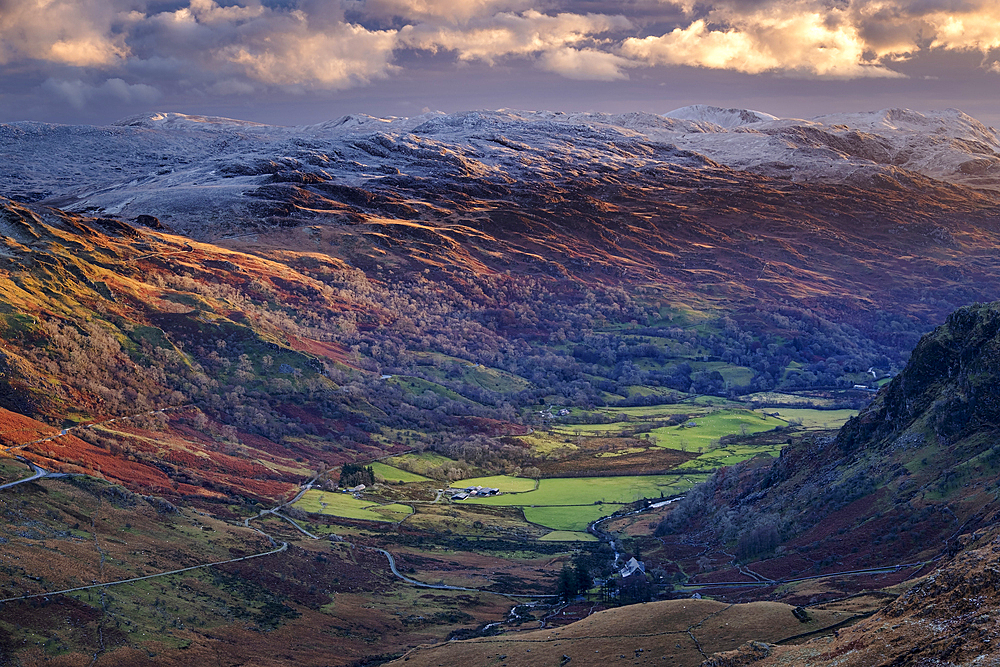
(538, 47, 634, 81)
(0, 0, 129, 66)
(621, 8, 901, 78)
(399, 11, 631, 63)
(9, 0, 1000, 109)
(218, 16, 398, 88)
(622, 0, 1000, 78)
(360, 0, 536, 23)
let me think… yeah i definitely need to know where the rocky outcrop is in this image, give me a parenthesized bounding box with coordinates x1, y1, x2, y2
(701, 641, 774, 667)
(837, 302, 1000, 452)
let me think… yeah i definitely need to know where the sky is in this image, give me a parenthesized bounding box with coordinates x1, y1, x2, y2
(3, 0, 1000, 126)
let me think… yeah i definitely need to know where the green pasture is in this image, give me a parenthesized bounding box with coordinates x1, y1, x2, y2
(738, 391, 838, 407)
(686, 395, 731, 406)
(597, 446, 650, 458)
(621, 385, 678, 398)
(524, 504, 625, 532)
(452, 475, 538, 493)
(462, 474, 700, 508)
(538, 530, 600, 542)
(780, 361, 804, 381)
(648, 303, 714, 331)
(460, 364, 531, 393)
(293, 489, 413, 523)
(674, 443, 786, 471)
(550, 422, 632, 436)
(601, 403, 708, 419)
(511, 432, 579, 456)
(388, 376, 470, 403)
(768, 408, 857, 429)
(691, 361, 755, 386)
(385, 452, 457, 475)
(648, 409, 783, 451)
(370, 462, 430, 483)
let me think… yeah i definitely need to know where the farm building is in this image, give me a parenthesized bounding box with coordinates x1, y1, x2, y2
(619, 557, 646, 579)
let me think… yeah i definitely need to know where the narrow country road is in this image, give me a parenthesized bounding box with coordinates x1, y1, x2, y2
(0, 542, 288, 605)
(1, 418, 555, 606)
(4, 405, 193, 453)
(0, 460, 49, 490)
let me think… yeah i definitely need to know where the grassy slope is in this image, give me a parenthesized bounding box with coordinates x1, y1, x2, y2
(386, 599, 849, 667)
(371, 462, 430, 483)
(294, 489, 413, 522)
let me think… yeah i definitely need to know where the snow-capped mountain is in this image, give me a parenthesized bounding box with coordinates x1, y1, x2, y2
(2, 106, 999, 237)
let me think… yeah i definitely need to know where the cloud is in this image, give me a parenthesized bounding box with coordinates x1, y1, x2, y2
(128, 0, 399, 89)
(622, 3, 902, 78)
(41, 77, 159, 110)
(0, 0, 131, 66)
(623, 0, 1000, 78)
(921, 6, 1000, 52)
(217, 14, 399, 88)
(399, 10, 632, 71)
(8, 0, 1000, 111)
(358, 0, 535, 23)
(538, 47, 633, 81)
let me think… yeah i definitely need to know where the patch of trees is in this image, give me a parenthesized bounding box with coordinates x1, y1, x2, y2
(555, 554, 592, 601)
(599, 574, 653, 605)
(735, 522, 781, 561)
(338, 463, 374, 487)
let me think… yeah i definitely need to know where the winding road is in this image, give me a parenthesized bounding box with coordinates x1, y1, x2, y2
(0, 459, 53, 490)
(0, 411, 559, 607)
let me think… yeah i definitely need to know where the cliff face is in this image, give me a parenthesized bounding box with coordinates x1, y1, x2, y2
(838, 302, 1000, 453)
(751, 305, 1000, 664)
(655, 302, 1000, 601)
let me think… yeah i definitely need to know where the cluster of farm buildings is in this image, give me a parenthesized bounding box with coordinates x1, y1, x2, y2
(448, 485, 501, 501)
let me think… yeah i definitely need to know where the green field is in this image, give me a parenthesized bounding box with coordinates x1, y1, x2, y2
(550, 422, 633, 436)
(538, 530, 600, 542)
(597, 446, 650, 458)
(511, 432, 580, 455)
(524, 504, 625, 531)
(738, 391, 839, 407)
(674, 443, 785, 471)
(648, 409, 784, 451)
(601, 403, 709, 418)
(452, 475, 538, 493)
(621, 385, 678, 398)
(385, 452, 457, 475)
(691, 361, 755, 387)
(460, 364, 531, 393)
(462, 474, 704, 508)
(768, 408, 857, 429)
(370, 462, 430, 483)
(294, 489, 413, 522)
(389, 376, 470, 403)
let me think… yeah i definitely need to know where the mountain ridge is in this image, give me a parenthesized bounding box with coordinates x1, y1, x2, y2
(4, 105, 1000, 236)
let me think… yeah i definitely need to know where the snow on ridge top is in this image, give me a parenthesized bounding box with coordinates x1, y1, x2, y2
(113, 112, 269, 129)
(665, 105, 779, 128)
(303, 111, 446, 136)
(811, 108, 998, 142)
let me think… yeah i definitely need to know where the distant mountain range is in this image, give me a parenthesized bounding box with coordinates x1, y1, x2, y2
(5, 105, 1000, 235)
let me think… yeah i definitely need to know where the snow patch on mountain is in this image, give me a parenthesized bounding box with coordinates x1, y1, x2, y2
(664, 105, 779, 128)
(1, 105, 999, 236)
